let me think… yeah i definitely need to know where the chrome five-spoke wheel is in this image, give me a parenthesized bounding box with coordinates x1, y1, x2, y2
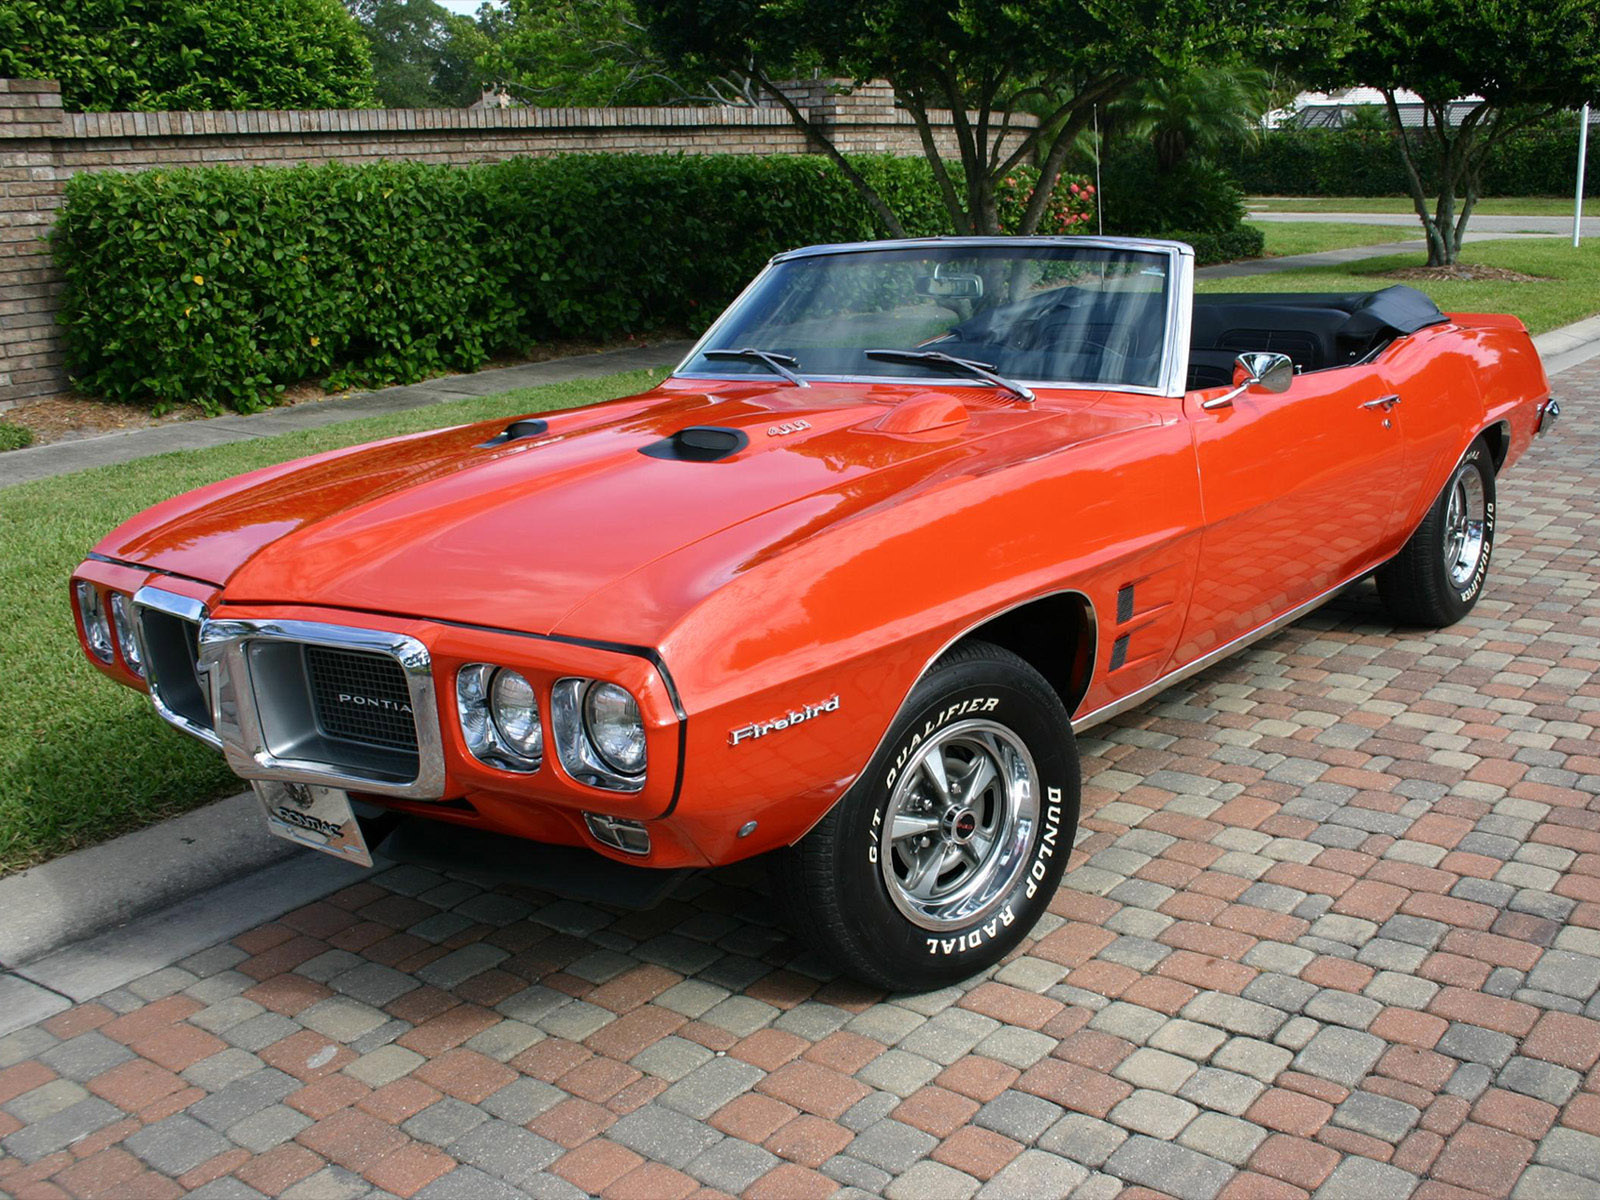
(772, 640, 1080, 990)
(1443, 462, 1487, 588)
(1377, 437, 1495, 628)
(880, 719, 1038, 930)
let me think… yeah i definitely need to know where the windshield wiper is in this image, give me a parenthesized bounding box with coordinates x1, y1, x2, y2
(702, 347, 809, 388)
(864, 349, 1035, 403)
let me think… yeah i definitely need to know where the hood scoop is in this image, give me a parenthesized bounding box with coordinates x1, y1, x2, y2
(639, 425, 749, 463)
(871, 392, 970, 436)
(477, 418, 549, 448)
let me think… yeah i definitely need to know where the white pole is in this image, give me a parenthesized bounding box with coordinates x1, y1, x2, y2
(1094, 104, 1104, 236)
(1576, 103, 1590, 249)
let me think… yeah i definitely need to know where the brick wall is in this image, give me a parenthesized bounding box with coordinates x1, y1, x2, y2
(0, 78, 1032, 411)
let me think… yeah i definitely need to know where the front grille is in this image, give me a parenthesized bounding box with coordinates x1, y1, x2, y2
(141, 608, 212, 733)
(304, 645, 418, 753)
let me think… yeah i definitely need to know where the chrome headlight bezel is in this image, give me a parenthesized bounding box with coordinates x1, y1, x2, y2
(457, 663, 542, 773)
(109, 591, 145, 678)
(553, 677, 646, 792)
(74, 580, 114, 664)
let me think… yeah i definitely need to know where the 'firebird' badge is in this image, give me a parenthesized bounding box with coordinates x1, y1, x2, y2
(730, 695, 840, 746)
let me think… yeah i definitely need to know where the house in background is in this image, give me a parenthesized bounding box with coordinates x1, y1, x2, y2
(1272, 87, 1600, 130)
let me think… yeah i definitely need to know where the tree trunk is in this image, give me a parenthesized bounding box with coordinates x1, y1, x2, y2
(748, 71, 909, 238)
(1383, 89, 1453, 266)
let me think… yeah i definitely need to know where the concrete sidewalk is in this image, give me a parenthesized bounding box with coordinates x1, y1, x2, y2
(1201, 229, 1549, 280)
(0, 340, 693, 490)
(1249, 210, 1597, 237)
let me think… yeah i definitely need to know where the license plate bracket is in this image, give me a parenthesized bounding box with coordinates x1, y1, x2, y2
(252, 780, 373, 867)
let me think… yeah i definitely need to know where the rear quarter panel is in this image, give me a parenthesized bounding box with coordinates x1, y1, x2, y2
(1382, 319, 1548, 540)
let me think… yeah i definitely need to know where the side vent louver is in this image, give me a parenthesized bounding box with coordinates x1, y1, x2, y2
(639, 426, 748, 463)
(1110, 634, 1130, 670)
(1116, 585, 1135, 624)
(478, 418, 549, 448)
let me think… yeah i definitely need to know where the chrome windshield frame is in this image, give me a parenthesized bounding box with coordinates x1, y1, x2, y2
(675, 236, 1196, 399)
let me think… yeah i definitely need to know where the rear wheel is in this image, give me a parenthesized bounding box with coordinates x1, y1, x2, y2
(1377, 438, 1496, 627)
(772, 640, 1080, 991)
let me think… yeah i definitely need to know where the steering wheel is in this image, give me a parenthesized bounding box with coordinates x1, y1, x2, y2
(1053, 336, 1129, 380)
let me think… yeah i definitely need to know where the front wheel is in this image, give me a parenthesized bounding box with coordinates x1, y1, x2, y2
(771, 640, 1081, 991)
(1377, 438, 1496, 627)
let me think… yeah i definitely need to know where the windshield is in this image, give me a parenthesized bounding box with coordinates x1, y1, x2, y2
(683, 243, 1173, 391)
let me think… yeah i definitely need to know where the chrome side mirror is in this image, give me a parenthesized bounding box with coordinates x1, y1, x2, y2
(1201, 351, 1295, 410)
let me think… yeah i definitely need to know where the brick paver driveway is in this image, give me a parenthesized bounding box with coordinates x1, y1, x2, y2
(3, 362, 1599, 1200)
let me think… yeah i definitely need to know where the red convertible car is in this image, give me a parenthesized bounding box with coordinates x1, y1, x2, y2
(71, 237, 1556, 988)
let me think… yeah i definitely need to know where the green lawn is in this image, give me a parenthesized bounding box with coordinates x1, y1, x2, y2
(0, 366, 668, 876)
(1248, 195, 1586, 217)
(1253, 221, 1420, 256)
(1199, 236, 1599, 334)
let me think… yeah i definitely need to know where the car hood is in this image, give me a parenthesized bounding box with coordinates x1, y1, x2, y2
(97, 379, 1082, 637)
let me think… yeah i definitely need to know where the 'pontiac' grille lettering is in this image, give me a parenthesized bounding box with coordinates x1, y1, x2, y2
(337, 692, 413, 714)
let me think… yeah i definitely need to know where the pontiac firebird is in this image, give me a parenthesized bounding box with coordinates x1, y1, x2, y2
(72, 237, 1556, 988)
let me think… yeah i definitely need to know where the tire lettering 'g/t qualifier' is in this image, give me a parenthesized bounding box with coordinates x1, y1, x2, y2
(1460, 499, 1495, 604)
(885, 696, 1000, 789)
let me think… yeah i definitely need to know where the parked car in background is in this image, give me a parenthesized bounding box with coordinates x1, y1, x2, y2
(72, 237, 1555, 988)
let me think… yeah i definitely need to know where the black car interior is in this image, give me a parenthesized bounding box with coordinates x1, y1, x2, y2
(1186, 285, 1448, 390)
(930, 285, 1170, 389)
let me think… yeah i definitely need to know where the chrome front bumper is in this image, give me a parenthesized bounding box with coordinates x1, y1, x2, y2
(133, 587, 447, 801)
(1538, 396, 1561, 435)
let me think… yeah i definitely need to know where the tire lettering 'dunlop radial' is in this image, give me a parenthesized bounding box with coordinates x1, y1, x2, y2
(880, 719, 1038, 930)
(1443, 461, 1488, 589)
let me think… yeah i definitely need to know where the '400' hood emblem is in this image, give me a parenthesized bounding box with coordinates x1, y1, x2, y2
(730, 695, 840, 746)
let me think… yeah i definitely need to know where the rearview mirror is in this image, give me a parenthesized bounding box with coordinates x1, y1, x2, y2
(915, 263, 984, 301)
(1202, 351, 1295, 411)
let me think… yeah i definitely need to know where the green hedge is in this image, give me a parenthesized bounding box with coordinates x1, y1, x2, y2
(1218, 124, 1598, 197)
(1173, 225, 1266, 264)
(57, 154, 1219, 414)
(55, 155, 956, 413)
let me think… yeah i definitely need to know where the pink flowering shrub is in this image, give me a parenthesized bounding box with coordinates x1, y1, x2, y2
(995, 168, 1096, 234)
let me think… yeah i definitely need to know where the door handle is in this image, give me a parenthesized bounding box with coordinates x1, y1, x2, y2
(1362, 394, 1401, 410)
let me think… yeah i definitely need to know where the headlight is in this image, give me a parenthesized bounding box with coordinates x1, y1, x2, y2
(110, 592, 144, 677)
(553, 678, 647, 791)
(491, 669, 542, 759)
(583, 683, 646, 775)
(74, 581, 113, 664)
(457, 663, 541, 772)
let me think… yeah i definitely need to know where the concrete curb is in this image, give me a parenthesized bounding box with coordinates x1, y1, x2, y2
(0, 847, 382, 1036)
(1534, 314, 1600, 378)
(0, 792, 295, 970)
(0, 340, 694, 489)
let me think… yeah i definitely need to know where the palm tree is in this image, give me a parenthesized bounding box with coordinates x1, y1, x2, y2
(1112, 63, 1272, 173)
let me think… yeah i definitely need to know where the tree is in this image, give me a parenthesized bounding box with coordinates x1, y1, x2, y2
(1336, 0, 1600, 265)
(1110, 64, 1271, 174)
(479, 0, 746, 107)
(0, 0, 376, 113)
(634, 0, 1352, 237)
(346, 0, 491, 108)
